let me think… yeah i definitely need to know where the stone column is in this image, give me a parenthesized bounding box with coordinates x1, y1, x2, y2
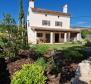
(43, 32, 45, 43)
(59, 33, 61, 43)
(64, 33, 67, 42)
(50, 32, 53, 44)
(68, 32, 70, 41)
(77, 33, 81, 41)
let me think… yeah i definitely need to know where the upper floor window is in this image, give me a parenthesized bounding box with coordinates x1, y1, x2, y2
(55, 21, 62, 27)
(42, 20, 50, 26)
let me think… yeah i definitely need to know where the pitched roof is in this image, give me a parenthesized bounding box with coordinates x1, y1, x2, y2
(31, 8, 70, 17)
(31, 26, 80, 33)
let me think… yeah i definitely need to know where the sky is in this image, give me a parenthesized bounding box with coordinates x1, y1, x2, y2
(0, 0, 91, 27)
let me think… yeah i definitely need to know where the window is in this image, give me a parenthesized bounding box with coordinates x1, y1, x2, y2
(42, 20, 50, 26)
(55, 21, 62, 27)
(37, 33, 43, 37)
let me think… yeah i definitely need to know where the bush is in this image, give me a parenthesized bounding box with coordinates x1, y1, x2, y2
(81, 29, 90, 39)
(11, 58, 47, 84)
(63, 50, 83, 62)
(35, 45, 50, 54)
(34, 44, 51, 56)
(85, 40, 91, 47)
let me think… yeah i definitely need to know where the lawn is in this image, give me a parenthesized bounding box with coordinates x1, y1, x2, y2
(34, 42, 83, 50)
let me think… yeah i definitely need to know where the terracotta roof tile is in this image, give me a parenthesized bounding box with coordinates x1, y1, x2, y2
(32, 8, 70, 17)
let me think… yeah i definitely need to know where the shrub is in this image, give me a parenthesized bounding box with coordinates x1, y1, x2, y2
(81, 29, 90, 39)
(85, 40, 91, 47)
(32, 44, 50, 58)
(63, 50, 83, 62)
(34, 44, 51, 55)
(11, 58, 47, 84)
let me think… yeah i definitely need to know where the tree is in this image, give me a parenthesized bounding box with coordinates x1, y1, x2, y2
(0, 13, 29, 58)
(19, 0, 28, 46)
(0, 14, 18, 58)
(2, 14, 16, 40)
(19, 0, 25, 29)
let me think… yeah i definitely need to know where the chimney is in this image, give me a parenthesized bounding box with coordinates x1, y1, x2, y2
(63, 4, 67, 13)
(29, 0, 34, 8)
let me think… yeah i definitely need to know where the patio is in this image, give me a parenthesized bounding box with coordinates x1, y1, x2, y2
(36, 31, 80, 44)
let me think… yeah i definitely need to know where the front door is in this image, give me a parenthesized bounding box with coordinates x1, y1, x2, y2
(55, 33, 59, 43)
(45, 33, 50, 43)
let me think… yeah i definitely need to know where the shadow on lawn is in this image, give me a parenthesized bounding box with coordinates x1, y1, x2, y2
(0, 58, 10, 84)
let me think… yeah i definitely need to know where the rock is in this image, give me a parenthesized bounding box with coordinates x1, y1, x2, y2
(79, 60, 91, 83)
(71, 58, 91, 84)
(47, 73, 61, 84)
(43, 49, 55, 58)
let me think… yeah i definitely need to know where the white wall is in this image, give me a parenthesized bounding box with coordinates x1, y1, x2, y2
(28, 7, 70, 29)
(27, 1, 70, 44)
(27, 26, 36, 44)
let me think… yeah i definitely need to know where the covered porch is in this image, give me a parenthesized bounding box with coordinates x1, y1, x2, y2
(31, 27, 81, 44)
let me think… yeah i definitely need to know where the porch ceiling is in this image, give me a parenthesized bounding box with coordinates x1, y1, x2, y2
(31, 26, 80, 33)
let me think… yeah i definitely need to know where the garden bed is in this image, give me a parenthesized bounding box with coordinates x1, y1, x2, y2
(0, 43, 91, 84)
(7, 58, 34, 76)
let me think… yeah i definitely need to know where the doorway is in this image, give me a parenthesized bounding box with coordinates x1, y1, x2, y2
(45, 33, 50, 43)
(55, 33, 59, 43)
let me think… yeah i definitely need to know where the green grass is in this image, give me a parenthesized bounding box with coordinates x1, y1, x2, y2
(33, 42, 83, 51)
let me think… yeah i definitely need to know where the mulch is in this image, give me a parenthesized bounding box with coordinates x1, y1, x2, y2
(7, 58, 34, 76)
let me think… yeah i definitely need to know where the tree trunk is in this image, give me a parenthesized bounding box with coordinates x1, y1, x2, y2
(21, 18, 24, 44)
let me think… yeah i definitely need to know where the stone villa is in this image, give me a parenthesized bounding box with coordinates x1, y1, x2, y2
(27, 0, 81, 44)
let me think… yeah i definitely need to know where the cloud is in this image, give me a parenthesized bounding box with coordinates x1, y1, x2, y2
(77, 21, 91, 25)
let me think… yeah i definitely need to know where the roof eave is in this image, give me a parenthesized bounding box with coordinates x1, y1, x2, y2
(32, 8, 71, 17)
(31, 26, 80, 33)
